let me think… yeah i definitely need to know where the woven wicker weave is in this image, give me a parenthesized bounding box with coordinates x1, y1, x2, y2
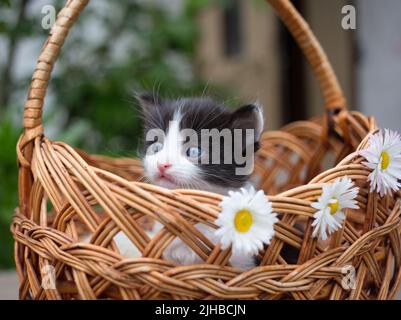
(12, 0, 401, 300)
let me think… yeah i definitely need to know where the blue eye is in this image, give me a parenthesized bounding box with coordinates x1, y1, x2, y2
(150, 142, 163, 154)
(186, 147, 202, 158)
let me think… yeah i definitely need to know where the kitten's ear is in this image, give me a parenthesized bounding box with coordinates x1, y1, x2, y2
(231, 103, 264, 144)
(136, 92, 161, 111)
(136, 92, 164, 130)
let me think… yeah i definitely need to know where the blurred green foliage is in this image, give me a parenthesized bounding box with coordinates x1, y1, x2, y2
(0, 0, 228, 269)
(0, 0, 10, 7)
(50, 0, 218, 154)
(0, 115, 19, 268)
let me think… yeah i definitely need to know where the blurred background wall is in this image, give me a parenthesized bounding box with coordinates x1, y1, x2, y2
(196, 0, 356, 129)
(357, 0, 401, 132)
(1, 0, 401, 271)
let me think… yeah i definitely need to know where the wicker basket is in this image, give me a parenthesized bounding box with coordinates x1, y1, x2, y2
(12, 0, 401, 300)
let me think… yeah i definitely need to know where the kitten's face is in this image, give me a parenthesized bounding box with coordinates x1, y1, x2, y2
(139, 94, 264, 191)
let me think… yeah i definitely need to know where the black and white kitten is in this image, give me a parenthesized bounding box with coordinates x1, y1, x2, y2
(140, 93, 264, 192)
(115, 94, 264, 269)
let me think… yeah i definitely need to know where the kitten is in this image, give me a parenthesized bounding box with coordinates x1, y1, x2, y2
(140, 93, 264, 192)
(114, 94, 264, 269)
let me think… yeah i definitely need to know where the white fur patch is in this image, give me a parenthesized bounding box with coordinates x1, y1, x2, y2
(143, 110, 201, 189)
(113, 222, 256, 269)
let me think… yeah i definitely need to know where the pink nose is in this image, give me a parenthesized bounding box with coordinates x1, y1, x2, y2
(157, 162, 172, 173)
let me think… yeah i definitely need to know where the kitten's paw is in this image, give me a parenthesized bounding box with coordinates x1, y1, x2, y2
(230, 252, 257, 270)
(114, 231, 142, 258)
(163, 237, 203, 265)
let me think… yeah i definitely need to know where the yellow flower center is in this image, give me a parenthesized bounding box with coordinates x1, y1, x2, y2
(380, 151, 390, 170)
(328, 198, 339, 215)
(234, 209, 253, 233)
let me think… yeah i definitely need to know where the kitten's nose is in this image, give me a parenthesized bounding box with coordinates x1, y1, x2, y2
(157, 162, 172, 173)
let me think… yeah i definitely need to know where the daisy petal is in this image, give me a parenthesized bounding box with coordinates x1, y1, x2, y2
(215, 186, 278, 256)
(311, 177, 359, 240)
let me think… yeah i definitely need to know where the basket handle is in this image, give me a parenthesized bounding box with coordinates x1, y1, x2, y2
(268, 0, 347, 111)
(21, 0, 346, 146)
(20, 0, 89, 152)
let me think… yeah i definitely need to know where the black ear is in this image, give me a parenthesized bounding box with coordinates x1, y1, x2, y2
(231, 104, 264, 147)
(136, 92, 161, 110)
(135, 92, 164, 129)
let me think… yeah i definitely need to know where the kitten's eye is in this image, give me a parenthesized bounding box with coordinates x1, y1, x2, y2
(150, 142, 163, 154)
(186, 147, 202, 158)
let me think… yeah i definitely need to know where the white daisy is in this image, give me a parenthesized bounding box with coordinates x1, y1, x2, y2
(360, 129, 401, 197)
(215, 187, 278, 255)
(311, 177, 359, 241)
